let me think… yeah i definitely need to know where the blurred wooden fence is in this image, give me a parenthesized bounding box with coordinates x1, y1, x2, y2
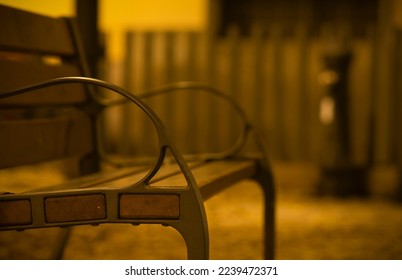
(102, 23, 402, 166)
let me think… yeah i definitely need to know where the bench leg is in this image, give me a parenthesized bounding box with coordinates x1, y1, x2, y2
(51, 227, 72, 259)
(254, 160, 275, 259)
(171, 190, 209, 260)
(174, 223, 209, 260)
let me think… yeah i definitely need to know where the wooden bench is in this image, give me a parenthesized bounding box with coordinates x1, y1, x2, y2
(0, 4, 275, 260)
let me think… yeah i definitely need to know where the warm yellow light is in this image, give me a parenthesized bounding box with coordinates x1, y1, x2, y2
(0, 0, 74, 17)
(100, 0, 207, 61)
(100, 0, 206, 31)
(0, 0, 208, 62)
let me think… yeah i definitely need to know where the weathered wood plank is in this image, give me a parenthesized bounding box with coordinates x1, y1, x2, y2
(27, 165, 150, 194)
(0, 59, 87, 105)
(0, 199, 31, 226)
(195, 160, 256, 200)
(0, 4, 74, 55)
(119, 194, 180, 219)
(0, 115, 93, 168)
(151, 160, 256, 200)
(45, 194, 106, 223)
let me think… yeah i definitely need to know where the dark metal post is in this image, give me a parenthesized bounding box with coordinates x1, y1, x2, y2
(75, 0, 101, 78)
(317, 48, 368, 196)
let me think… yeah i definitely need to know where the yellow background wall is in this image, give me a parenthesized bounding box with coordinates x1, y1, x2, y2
(100, 0, 207, 60)
(0, 0, 207, 59)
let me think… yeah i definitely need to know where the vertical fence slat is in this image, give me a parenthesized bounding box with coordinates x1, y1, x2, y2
(250, 24, 265, 154)
(349, 36, 373, 165)
(227, 26, 242, 150)
(194, 33, 211, 154)
(185, 32, 200, 154)
(171, 32, 193, 154)
(204, 32, 220, 152)
(307, 36, 324, 163)
(282, 33, 301, 161)
(271, 25, 286, 159)
(394, 29, 402, 197)
(122, 32, 158, 157)
(373, 0, 394, 164)
(296, 25, 310, 161)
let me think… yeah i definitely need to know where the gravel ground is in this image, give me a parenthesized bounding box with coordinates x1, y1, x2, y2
(1, 162, 402, 260)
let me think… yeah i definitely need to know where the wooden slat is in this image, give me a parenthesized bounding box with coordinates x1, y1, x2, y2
(45, 194, 106, 223)
(119, 194, 180, 219)
(0, 4, 75, 55)
(0, 59, 87, 105)
(16, 161, 200, 195)
(0, 199, 31, 226)
(29, 165, 151, 193)
(151, 160, 256, 200)
(0, 115, 93, 168)
(193, 160, 256, 200)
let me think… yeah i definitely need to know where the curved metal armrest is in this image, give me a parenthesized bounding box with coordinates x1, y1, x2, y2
(93, 81, 259, 162)
(0, 76, 196, 190)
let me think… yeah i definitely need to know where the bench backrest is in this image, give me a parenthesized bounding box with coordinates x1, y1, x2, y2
(0, 4, 100, 175)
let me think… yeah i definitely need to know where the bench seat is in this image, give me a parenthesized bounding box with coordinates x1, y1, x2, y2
(0, 158, 274, 259)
